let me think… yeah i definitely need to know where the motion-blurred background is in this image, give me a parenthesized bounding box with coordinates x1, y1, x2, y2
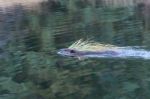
(0, 0, 150, 99)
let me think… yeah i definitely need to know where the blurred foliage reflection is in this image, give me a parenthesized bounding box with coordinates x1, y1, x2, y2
(0, 0, 150, 99)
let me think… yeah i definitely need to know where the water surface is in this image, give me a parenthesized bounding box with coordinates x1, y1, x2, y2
(1, 0, 150, 99)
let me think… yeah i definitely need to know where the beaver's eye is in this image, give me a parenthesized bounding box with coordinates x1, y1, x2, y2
(70, 50, 76, 53)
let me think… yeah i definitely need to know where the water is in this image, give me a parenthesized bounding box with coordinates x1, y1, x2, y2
(1, 0, 150, 99)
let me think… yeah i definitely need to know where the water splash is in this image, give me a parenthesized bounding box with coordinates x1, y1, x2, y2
(82, 47, 150, 59)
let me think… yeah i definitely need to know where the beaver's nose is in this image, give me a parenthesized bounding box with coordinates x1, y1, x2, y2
(57, 51, 61, 55)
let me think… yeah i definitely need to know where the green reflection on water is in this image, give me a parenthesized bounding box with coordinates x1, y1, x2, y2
(1, 0, 150, 99)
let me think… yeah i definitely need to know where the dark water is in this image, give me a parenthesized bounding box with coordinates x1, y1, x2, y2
(1, 0, 150, 99)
